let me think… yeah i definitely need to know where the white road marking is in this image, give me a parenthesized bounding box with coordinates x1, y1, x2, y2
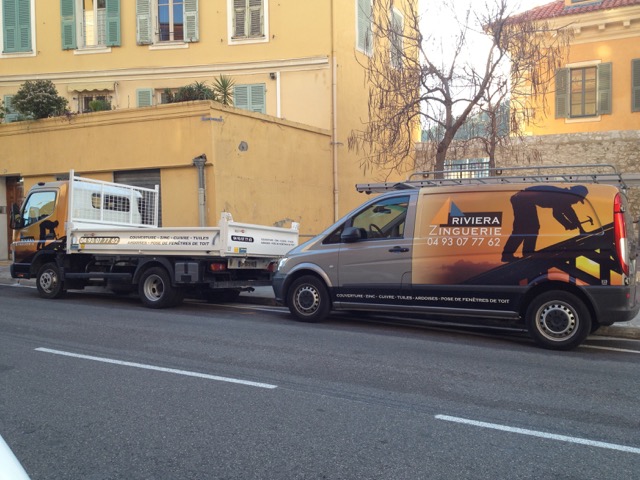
(582, 345, 640, 354)
(35, 348, 277, 390)
(435, 415, 640, 454)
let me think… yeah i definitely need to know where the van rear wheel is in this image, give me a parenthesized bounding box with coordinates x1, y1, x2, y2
(287, 275, 331, 323)
(525, 291, 591, 350)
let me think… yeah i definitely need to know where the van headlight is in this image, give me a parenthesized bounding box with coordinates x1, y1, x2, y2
(277, 257, 289, 271)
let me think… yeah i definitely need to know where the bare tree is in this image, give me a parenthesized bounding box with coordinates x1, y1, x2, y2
(348, 0, 572, 176)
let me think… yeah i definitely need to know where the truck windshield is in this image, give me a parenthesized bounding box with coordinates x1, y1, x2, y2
(21, 191, 57, 227)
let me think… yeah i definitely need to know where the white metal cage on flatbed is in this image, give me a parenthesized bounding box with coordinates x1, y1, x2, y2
(356, 164, 640, 194)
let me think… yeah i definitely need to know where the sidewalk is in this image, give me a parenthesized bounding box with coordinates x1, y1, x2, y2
(1, 260, 639, 340)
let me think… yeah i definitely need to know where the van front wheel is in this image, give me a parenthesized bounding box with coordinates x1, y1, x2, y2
(287, 275, 331, 323)
(525, 291, 591, 350)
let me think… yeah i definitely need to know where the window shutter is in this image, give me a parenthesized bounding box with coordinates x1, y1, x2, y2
(105, 0, 120, 46)
(3, 0, 31, 52)
(136, 0, 152, 45)
(16, 0, 31, 51)
(59, 0, 76, 50)
(3, 95, 20, 123)
(632, 59, 640, 112)
(248, 0, 263, 37)
(3, 0, 18, 52)
(357, 0, 372, 54)
(390, 9, 403, 69)
(249, 84, 265, 113)
(233, 0, 246, 37)
(597, 62, 612, 115)
(234, 84, 265, 113)
(234, 85, 249, 110)
(136, 88, 154, 107)
(184, 0, 198, 42)
(555, 68, 569, 118)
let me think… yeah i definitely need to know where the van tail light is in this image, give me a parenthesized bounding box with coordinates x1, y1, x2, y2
(614, 193, 629, 276)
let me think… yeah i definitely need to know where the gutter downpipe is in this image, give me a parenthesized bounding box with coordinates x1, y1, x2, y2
(192, 154, 207, 227)
(331, 0, 339, 222)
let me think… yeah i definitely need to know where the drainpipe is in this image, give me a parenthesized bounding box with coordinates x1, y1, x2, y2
(192, 154, 207, 226)
(330, 0, 339, 221)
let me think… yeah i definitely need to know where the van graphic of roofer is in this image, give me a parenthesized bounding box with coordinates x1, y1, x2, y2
(501, 185, 589, 262)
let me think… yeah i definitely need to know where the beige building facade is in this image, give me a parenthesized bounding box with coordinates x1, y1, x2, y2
(0, 0, 419, 258)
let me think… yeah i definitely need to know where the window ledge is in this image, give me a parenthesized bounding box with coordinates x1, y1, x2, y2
(565, 115, 601, 124)
(149, 42, 190, 50)
(0, 50, 35, 59)
(74, 47, 112, 55)
(229, 36, 269, 45)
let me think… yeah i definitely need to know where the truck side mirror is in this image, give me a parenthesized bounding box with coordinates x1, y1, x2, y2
(9, 203, 23, 229)
(341, 226, 365, 243)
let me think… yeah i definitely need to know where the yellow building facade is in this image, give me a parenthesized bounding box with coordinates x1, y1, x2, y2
(521, 0, 640, 135)
(0, 0, 418, 258)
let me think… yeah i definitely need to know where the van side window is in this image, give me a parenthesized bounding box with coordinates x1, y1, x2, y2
(350, 196, 409, 240)
(21, 191, 57, 227)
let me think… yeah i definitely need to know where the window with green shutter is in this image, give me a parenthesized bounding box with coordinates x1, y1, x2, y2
(234, 84, 266, 114)
(232, 0, 264, 39)
(136, 0, 198, 45)
(3, 95, 21, 123)
(60, 0, 120, 50)
(3, 0, 32, 53)
(357, 0, 372, 55)
(390, 8, 403, 69)
(136, 88, 154, 107)
(632, 59, 640, 113)
(555, 63, 612, 118)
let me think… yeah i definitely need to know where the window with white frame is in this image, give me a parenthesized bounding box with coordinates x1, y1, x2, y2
(390, 7, 403, 69)
(61, 0, 120, 50)
(229, 0, 267, 43)
(234, 84, 266, 114)
(357, 0, 372, 55)
(1, 0, 34, 54)
(555, 63, 611, 119)
(136, 0, 198, 45)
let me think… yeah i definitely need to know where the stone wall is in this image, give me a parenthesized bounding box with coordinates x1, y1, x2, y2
(416, 130, 640, 215)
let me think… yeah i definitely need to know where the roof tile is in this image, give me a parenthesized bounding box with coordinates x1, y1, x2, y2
(522, 0, 640, 21)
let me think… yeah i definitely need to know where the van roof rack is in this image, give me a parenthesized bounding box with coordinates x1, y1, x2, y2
(356, 164, 640, 194)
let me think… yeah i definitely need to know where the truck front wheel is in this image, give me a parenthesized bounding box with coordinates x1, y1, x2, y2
(36, 262, 65, 299)
(287, 275, 331, 323)
(139, 267, 183, 308)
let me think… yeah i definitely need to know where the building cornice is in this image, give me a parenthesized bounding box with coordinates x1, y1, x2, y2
(548, 5, 640, 43)
(0, 56, 330, 87)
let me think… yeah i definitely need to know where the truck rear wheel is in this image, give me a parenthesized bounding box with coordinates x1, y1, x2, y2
(36, 262, 65, 299)
(287, 275, 331, 323)
(525, 291, 591, 350)
(139, 267, 183, 308)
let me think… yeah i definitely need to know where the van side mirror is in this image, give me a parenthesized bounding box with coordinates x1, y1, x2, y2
(9, 203, 23, 229)
(341, 226, 365, 243)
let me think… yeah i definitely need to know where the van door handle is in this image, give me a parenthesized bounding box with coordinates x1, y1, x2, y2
(388, 246, 409, 253)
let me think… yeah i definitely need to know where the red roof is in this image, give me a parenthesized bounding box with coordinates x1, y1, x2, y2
(521, 0, 640, 21)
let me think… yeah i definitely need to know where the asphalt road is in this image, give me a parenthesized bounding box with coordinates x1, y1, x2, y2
(1, 284, 640, 480)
